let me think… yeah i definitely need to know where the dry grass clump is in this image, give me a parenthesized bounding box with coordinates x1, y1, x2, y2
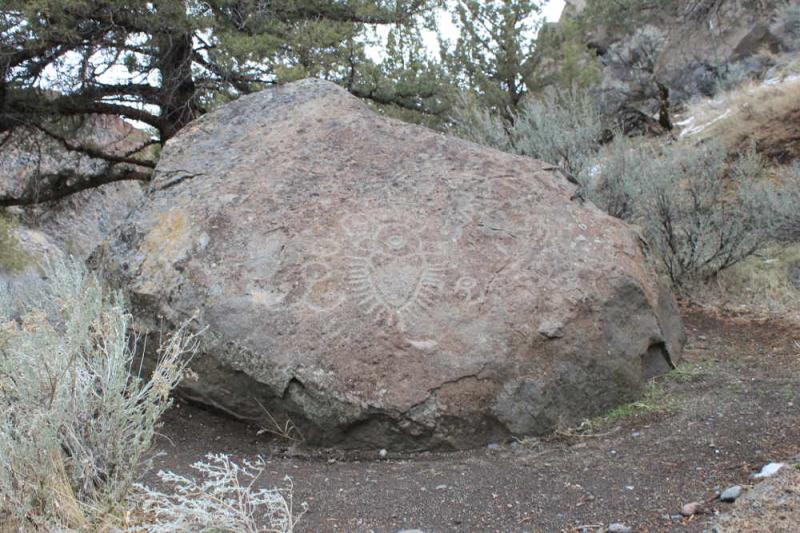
(131, 454, 305, 533)
(699, 243, 800, 320)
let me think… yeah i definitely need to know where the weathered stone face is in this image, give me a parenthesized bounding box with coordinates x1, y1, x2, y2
(93, 79, 684, 449)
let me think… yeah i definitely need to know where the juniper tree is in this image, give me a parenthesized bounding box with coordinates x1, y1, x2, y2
(445, 0, 541, 121)
(0, 0, 442, 204)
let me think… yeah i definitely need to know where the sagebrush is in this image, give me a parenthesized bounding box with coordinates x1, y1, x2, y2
(0, 258, 304, 532)
(0, 258, 198, 529)
(591, 141, 789, 287)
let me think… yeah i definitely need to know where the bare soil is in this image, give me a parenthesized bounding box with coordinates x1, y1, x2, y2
(150, 307, 800, 532)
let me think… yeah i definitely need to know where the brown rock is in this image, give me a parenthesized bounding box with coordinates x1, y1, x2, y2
(93, 79, 684, 449)
(681, 501, 703, 517)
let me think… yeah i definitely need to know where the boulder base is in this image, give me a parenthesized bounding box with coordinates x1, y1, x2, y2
(94, 79, 684, 449)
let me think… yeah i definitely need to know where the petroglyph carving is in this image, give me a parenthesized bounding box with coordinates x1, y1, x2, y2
(300, 261, 346, 312)
(344, 215, 446, 330)
(454, 276, 480, 304)
(297, 211, 449, 329)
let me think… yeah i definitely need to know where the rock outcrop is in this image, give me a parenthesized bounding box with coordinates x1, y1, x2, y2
(0, 115, 147, 260)
(558, 0, 799, 125)
(93, 79, 685, 449)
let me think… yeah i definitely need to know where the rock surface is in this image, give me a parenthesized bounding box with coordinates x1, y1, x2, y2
(93, 78, 684, 449)
(0, 218, 65, 308)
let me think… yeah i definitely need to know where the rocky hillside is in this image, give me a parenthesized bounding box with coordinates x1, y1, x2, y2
(558, 0, 800, 127)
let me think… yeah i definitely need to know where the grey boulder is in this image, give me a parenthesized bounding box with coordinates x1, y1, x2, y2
(93, 79, 684, 449)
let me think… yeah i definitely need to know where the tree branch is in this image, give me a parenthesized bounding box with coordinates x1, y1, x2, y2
(33, 123, 157, 168)
(0, 166, 151, 207)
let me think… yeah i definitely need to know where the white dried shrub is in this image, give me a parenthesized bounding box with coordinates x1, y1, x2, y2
(0, 257, 197, 530)
(132, 453, 305, 533)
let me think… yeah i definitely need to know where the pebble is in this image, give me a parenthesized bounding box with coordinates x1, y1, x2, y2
(608, 523, 632, 533)
(378, 449, 387, 458)
(752, 462, 785, 479)
(681, 501, 703, 516)
(720, 485, 743, 502)
(487, 443, 500, 450)
(435, 484, 448, 491)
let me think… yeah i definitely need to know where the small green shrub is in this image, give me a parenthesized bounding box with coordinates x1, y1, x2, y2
(451, 87, 606, 177)
(0, 257, 197, 530)
(449, 93, 512, 152)
(511, 87, 607, 177)
(590, 141, 784, 287)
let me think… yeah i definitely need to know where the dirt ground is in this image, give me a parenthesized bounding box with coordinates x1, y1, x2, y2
(151, 308, 800, 532)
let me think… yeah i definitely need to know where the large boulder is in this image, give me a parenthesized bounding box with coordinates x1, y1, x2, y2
(93, 79, 685, 449)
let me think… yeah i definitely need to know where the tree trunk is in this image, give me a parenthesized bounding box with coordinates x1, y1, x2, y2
(154, 1, 200, 141)
(657, 81, 673, 131)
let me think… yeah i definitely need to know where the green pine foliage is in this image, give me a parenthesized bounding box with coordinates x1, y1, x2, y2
(445, 0, 542, 119)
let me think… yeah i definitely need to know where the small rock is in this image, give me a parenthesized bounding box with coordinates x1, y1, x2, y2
(624, 485, 635, 491)
(720, 485, 743, 502)
(435, 484, 448, 491)
(378, 448, 387, 458)
(487, 443, 500, 450)
(752, 462, 785, 479)
(681, 501, 703, 516)
(608, 523, 633, 533)
(537, 319, 565, 339)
